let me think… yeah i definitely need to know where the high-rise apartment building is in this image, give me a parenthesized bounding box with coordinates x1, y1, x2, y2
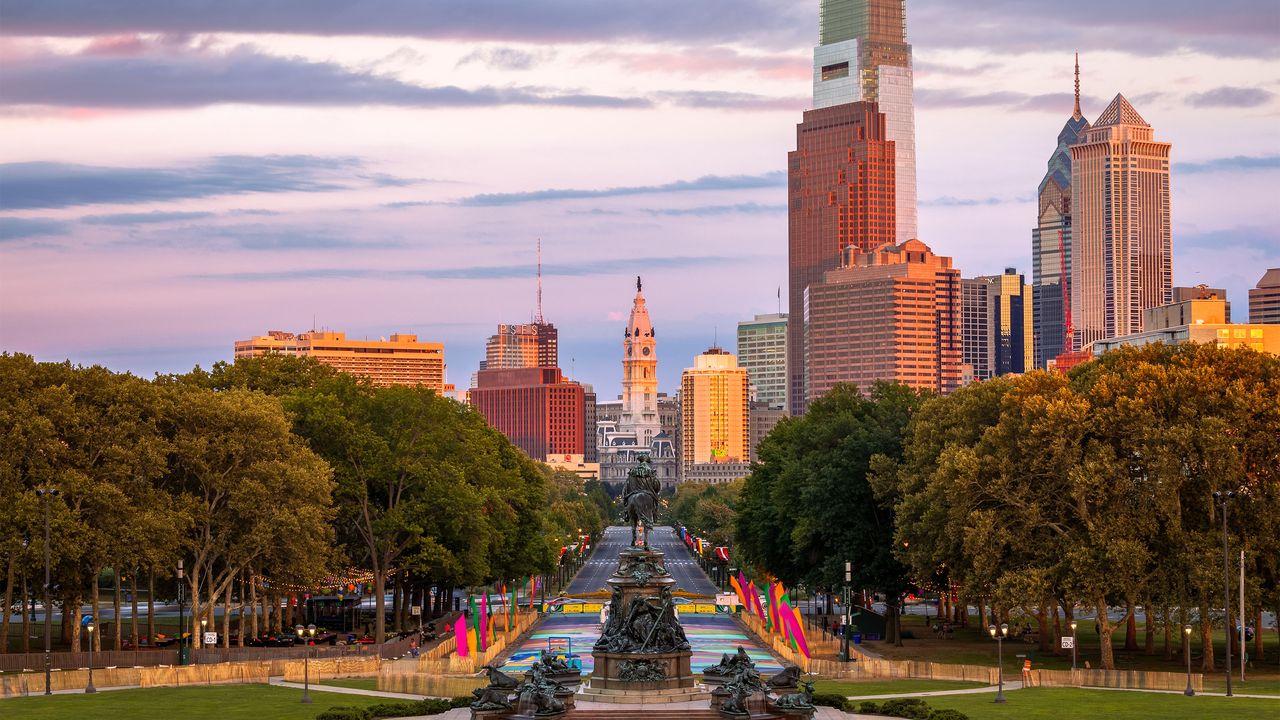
(1249, 269, 1280, 324)
(805, 239, 961, 396)
(962, 269, 1034, 382)
(787, 102, 896, 414)
(1070, 94, 1172, 351)
(1032, 57, 1090, 368)
(736, 313, 788, 410)
(470, 367, 584, 460)
(482, 322, 558, 370)
(680, 347, 750, 470)
(813, 0, 917, 244)
(234, 330, 446, 391)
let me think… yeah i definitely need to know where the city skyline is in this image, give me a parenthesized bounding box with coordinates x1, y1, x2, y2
(2, 1, 1278, 399)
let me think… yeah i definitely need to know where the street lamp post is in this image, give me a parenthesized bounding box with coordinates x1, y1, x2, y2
(295, 623, 316, 703)
(988, 623, 1009, 704)
(1183, 624, 1195, 696)
(199, 618, 208, 666)
(1070, 620, 1078, 673)
(85, 621, 97, 693)
(840, 561, 851, 662)
(1213, 490, 1234, 697)
(35, 486, 59, 696)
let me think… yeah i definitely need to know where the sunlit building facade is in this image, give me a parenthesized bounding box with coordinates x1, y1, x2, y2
(482, 322, 558, 370)
(1070, 94, 1172, 351)
(736, 313, 788, 410)
(234, 330, 446, 391)
(1250, 269, 1280, 325)
(962, 269, 1034, 381)
(471, 367, 585, 460)
(680, 347, 750, 470)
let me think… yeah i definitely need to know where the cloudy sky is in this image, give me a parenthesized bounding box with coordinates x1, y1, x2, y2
(2, 0, 1277, 398)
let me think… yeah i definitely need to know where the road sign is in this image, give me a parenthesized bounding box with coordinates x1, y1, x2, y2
(203, 631, 218, 645)
(1060, 637, 1075, 649)
(411, 606, 421, 616)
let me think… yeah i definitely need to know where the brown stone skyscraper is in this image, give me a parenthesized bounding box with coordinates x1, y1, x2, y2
(787, 102, 896, 414)
(1070, 94, 1172, 350)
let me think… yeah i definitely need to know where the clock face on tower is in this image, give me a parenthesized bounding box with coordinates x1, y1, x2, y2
(642, 347, 651, 356)
(627, 346, 632, 357)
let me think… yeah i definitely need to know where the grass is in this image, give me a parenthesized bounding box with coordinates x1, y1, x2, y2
(0, 683, 389, 720)
(319, 677, 379, 691)
(814, 678, 987, 696)
(1202, 677, 1280, 696)
(922, 687, 1280, 720)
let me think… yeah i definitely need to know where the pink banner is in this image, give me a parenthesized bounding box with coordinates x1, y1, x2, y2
(455, 614, 469, 656)
(781, 601, 810, 658)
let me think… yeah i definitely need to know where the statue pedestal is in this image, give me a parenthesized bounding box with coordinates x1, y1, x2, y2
(579, 546, 710, 704)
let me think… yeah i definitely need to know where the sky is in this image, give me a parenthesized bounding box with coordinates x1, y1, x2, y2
(1, 0, 1278, 399)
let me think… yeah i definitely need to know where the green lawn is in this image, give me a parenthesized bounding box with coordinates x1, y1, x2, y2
(319, 677, 379, 691)
(922, 687, 1280, 720)
(0, 683, 389, 720)
(814, 678, 987, 696)
(1202, 677, 1280, 696)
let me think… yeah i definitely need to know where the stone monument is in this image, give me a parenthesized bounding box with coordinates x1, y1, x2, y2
(578, 457, 709, 704)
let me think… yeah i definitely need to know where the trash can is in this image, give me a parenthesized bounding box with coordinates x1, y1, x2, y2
(852, 632, 863, 645)
(178, 646, 190, 665)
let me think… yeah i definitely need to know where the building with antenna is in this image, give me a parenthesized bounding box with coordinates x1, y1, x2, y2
(1032, 55, 1090, 368)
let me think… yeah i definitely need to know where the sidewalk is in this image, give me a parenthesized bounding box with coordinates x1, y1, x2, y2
(270, 677, 428, 700)
(844, 681, 1021, 701)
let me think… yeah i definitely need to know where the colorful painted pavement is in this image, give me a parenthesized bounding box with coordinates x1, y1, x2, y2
(499, 612, 783, 675)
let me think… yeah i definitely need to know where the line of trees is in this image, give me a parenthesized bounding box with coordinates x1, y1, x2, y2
(1, 352, 610, 653)
(735, 343, 1280, 671)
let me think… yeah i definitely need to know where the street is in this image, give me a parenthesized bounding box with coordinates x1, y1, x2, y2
(565, 525, 717, 596)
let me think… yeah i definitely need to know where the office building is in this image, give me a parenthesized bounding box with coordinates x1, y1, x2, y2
(1032, 56, 1090, 367)
(749, 402, 788, 463)
(1092, 298, 1280, 356)
(581, 384, 598, 463)
(1173, 286, 1230, 322)
(680, 347, 750, 470)
(1070, 93, 1172, 350)
(482, 322, 558, 370)
(962, 269, 1034, 381)
(1249, 269, 1280, 324)
(787, 101, 897, 414)
(470, 367, 585, 460)
(813, 0, 918, 243)
(736, 313, 788, 409)
(234, 330, 446, 391)
(805, 239, 962, 397)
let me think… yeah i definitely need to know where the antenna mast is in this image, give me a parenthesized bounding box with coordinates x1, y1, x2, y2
(535, 238, 544, 324)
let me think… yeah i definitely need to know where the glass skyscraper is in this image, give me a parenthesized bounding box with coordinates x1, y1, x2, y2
(812, 0, 917, 244)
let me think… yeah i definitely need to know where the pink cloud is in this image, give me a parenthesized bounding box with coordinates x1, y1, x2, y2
(592, 47, 809, 81)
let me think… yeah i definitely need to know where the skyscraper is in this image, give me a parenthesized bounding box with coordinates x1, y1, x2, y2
(483, 322, 558, 369)
(471, 367, 584, 460)
(1249, 269, 1280, 325)
(1032, 57, 1090, 367)
(787, 102, 896, 414)
(1070, 94, 1172, 350)
(680, 347, 750, 470)
(736, 313, 788, 410)
(813, 0, 918, 244)
(962, 269, 1034, 382)
(805, 239, 962, 396)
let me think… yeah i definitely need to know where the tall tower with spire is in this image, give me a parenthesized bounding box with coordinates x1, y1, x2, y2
(619, 276, 661, 447)
(812, 0, 918, 243)
(1070, 93, 1172, 350)
(1031, 55, 1091, 367)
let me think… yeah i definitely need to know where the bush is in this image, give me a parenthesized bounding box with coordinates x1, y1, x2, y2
(365, 699, 454, 717)
(859, 701, 881, 714)
(928, 710, 969, 720)
(809, 693, 849, 710)
(879, 697, 932, 719)
(450, 696, 473, 708)
(316, 708, 371, 720)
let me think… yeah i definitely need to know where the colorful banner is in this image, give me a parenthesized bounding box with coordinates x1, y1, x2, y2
(747, 580, 765, 619)
(781, 601, 810, 658)
(729, 573, 748, 609)
(455, 614, 470, 657)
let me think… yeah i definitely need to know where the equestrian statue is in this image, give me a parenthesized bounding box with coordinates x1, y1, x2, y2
(622, 454, 661, 547)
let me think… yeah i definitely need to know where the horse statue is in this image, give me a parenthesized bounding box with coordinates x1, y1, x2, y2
(622, 454, 660, 547)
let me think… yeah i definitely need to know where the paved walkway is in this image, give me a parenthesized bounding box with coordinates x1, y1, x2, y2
(843, 681, 1021, 701)
(270, 677, 427, 700)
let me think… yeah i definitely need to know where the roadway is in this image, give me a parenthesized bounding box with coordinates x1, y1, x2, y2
(565, 525, 717, 596)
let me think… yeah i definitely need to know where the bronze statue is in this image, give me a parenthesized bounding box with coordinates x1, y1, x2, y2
(772, 680, 816, 711)
(766, 664, 802, 689)
(593, 585, 689, 654)
(622, 454, 660, 547)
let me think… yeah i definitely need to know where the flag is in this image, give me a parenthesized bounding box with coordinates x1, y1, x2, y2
(732, 568, 747, 607)
(480, 593, 490, 650)
(747, 580, 765, 619)
(766, 582, 779, 632)
(782, 601, 810, 658)
(455, 614, 469, 657)
(778, 585, 796, 649)
(468, 596, 482, 652)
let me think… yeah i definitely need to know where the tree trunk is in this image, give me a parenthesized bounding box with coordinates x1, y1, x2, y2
(1095, 598, 1117, 670)
(112, 566, 123, 650)
(1052, 606, 1061, 655)
(21, 576, 31, 653)
(1199, 608, 1215, 672)
(1123, 597, 1138, 651)
(146, 569, 155, 645)
(62, 596, 72, 645)
(92, 570, 102, 652)
(1, 553, 13, 653)
(1037, 602, 1052, 653)
(1162, 604, 1173, 659)
(130, 571, 139, 647)
(1254, 605, 1263, 662)
(221, 582, 232, 648)
(374, 569, 387, 643)
(189, 572, 202, 650)
(71, 596, 82, 653)
(248, 576, 258, 642)
(1143, 599, 1155, 656)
